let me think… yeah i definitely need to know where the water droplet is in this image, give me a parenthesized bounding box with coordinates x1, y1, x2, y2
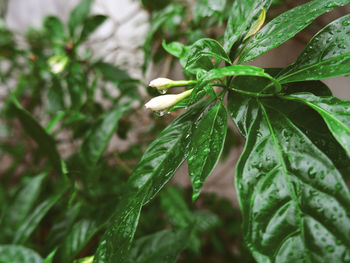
(335, 183, 342, 190)
(325, 2, 337, 8)
(343, 21, 350, 26)
(159, 89, 167, 94)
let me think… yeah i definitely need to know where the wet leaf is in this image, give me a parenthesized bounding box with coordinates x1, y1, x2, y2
(0, 245, 43, 263)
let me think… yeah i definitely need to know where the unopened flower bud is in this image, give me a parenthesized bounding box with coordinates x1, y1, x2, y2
(48, 54, 69, 74)
(145, 89, 193, 111)
(149, 78, 197, 92)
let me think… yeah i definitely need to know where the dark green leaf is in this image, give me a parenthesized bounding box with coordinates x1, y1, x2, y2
(43, 249, 57, 263)
(128, 228, 192, 263)
(188, 102, 227, 200)
(223, 0, 272, 52)
(160, 187, 193, 228)
(0, 173, 46, 240)
(13, 188, 66, 244)
(193, 210, 221, 233)
(79, 99, 131, 165)
(0, 245, 43, 263)
(10, 99, 63, 173)
(78, 15, 107, 43)
(95, 62, 136, 84)
(284, 93, 350, 158)
(67, 62, 85, 109)
(240, 0, 350, 62)
(93, 100, 212, 263)
(278, 14, 350, 83)
(58, 219, 100, 262)
(236, 101, 350, 262)
(68, 0, 93, 36)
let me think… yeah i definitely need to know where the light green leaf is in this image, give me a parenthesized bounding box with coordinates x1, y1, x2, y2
(68, 0, 93, 36)
(0, 245, 43, 263)
(278, 14, 350, 83)
(236, 101, 350, 262)
(284, 92, 350, 158)
(240, 0, 350, 62)
(79, 99, 131, 165)
(188, 102, 227, 200)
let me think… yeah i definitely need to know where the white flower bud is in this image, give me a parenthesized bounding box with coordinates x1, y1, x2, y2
(145, 89, 193, 111)
(149, 78, 197, 92)
(149, 78, 173, 91)
(48, 54, 69, 74)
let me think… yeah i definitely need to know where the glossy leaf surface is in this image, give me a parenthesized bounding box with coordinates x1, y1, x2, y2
(80, 99, 131, 165)
(285, 92, 350, 158)
(93, 101, 211, 263)
(188, 102, 227, 200)
(240, 0, 350, 62)
(235, 101, 350, 262)
(278, 14, 350, 83)
(0, 245, 43, 263)
(223, 0, 272, 52)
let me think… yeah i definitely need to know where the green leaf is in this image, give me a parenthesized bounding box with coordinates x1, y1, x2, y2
(0, 173, 46, 241)
(277, 14, 350, 83)
(284, 93, 350, 158)
(10, 99, 63, 173)
(192, 210, 221, 233)
(188, 102, 227, 200)
(193, 0, 227, 23)
(57, 219, 100, 263)
(43, 16, 65, 42)
(93, 100, 212, 263)
(223, 0, 272, 53)
(236, 101, 350, 262)
(0, 245, 43, 263)
(79, 99, 131, 165)
(240, 0, 350, 62)
(68, 0, 93, 36)
(67, 62, 85, 109)
(13, 188, 66, 244)
(160, 187, 193, 228)
(128, 228, 192, 263)
(43, 249, 57, 263)
(200, 65, 281, 92)
(95, 62, 136, 84)
(78, 15, 107, 43)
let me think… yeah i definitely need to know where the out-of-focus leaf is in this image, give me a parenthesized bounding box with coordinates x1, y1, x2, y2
(43, 249, 57, 263)
(93, 100, 212, 263)
(0, 245, 43, 263)
(128, 228, 192, 263)
(240, 0, 350, 62)
(188, 102, 227, 200)
(68, 0, 93, 36)
(95, 62, 136, 84)
(43, 16, 65, 42)
(0, 173, 46, 241)
(67, 62, 85, 109)
(277, 14, 350, 83)
(13, 188, 66, 244)
(193, 0, 227, 23)
(78, 15, 107, 43)
(79, 99, 131, 165)
(10, 98, 63, 173)
(57, 219, 100, 263)
(193, 210, 221, 233)
(160, 187, 193, 228)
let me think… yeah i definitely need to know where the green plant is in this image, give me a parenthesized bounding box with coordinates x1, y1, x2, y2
(1, 0, 350, 262)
